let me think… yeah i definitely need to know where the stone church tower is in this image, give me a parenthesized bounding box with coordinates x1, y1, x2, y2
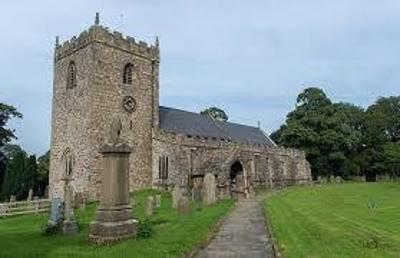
(49, 14, 160, 199)
(50, 14, 312, 201)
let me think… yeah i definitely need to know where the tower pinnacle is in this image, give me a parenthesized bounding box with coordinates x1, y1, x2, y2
(95, 12, 100, 25)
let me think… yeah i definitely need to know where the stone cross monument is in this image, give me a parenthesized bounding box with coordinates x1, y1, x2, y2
(89, 118, 137, 244)
(61, 176, 78, 235)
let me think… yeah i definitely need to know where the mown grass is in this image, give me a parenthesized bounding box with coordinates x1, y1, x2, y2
(0, 189, 234, 258)
(264, 183, 400, 258)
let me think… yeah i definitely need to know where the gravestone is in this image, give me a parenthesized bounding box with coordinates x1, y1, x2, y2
(202, 173, 217, 205)
(48, 197, 64, 226)
(329, 175, 335, 183)
(177, 196, 190, 215)
(27, 189, 33, 201)
(317, 176, 322, 184)
(191, 176, 203, 202)
(146, 196, 154, 216)
(0, 204, 8, 217)
(9, 195, 16, 203)
(172, 185, 183, 209)
(44, 185, 50, 199)
(155, 194, 161, 208)
(335, 176, 343, 184)
(89, 118, 137, 244)
(61, 177, 78, 235)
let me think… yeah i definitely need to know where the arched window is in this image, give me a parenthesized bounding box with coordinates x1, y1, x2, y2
(123, 63, 133, 84)
(67, 61, 77, 89)
(62, 148, 73, 178)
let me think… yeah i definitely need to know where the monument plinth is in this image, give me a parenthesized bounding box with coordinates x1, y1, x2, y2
(89, 119, 137, 245)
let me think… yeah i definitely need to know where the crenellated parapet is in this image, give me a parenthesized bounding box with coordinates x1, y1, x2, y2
(54, 13, 159, 62)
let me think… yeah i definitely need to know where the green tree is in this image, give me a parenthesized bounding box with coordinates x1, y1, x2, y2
(0, 103, 22, 147)
(1, 150, 26, 200)
(0, 103, 22, 195)
(37, 150, 50, 196)
(272, 87, 364, 178)
(200, 106, 229, 122)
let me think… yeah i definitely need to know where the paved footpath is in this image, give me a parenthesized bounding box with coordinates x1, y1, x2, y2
(197, 198, 273, 258)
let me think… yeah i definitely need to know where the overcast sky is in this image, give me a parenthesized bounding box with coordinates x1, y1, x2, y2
(1, 0, 399, 155)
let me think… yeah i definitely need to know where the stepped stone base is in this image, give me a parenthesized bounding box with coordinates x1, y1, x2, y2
(89, 205, 137, 245)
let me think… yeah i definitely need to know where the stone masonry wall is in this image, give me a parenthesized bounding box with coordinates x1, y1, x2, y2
(152, 129, 312, 195)
(50, 24, 159, 200)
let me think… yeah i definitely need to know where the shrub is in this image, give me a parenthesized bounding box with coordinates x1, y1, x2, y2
(137, 218, 153, 239)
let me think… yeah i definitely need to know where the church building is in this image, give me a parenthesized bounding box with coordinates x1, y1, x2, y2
(49, 14, 312, 200)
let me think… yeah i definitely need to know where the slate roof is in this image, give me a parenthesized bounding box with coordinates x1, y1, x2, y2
(159, 106, 276, 147)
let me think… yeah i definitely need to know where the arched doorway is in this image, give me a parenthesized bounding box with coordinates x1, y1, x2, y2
(230, 160, 245, 198)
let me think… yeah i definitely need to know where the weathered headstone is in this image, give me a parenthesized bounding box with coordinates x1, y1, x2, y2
(89, 119, 137, 244)
(317, 176, 322, 184)
(155, 194, 161, 208)
(61, 177, 78, 235)
(0, 204, 8, 217)
(146, 196, 154, 216)
(27, 189, 34, 201)
(177, 196, 190, 215)
(335, 176, 343, 184)
(191, 176, 203, 202)
(48, 197, 64, 226)
(44, 185, 50, 199)
(172, 185, 183, 209)
(202, 173, 217, 205)
(9, 195, 16, 203)
(329, 175, 335, 183)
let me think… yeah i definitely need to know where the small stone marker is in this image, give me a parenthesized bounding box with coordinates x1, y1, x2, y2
(202, 173, 217, 205)
(48, 197, 64, 226)
(177, 196, 190, 215)
(0, 204, 8, 217)
(44, 185, 50, 199)
(9, 195, 16, 203)
(329, 175, 335, 183)
(172, 185, 183, 209)
(335, 176, 343, 184)
(317, 176, 322, 184)
(27, 189, 33, 201)
(155, 194, 161, 208)
(146, 196, 154, 216)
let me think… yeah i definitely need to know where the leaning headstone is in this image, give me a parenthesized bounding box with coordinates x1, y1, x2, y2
(27, 189, 34, 201)
(155, 194, 161, 208)
(172, 185, 183, 209)
(89, 118, 137, 245)
(146, 196, 154, 216)
(48, 197, 64, 227)
(202, 173, 217, 205)
(177, 196, 190, 215)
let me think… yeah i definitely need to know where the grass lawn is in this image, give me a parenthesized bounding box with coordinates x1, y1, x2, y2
(0, 189, 234, 258)
(264, 183, 400, 258)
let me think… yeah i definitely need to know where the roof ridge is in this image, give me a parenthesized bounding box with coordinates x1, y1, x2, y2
(159, 105, 264, 131)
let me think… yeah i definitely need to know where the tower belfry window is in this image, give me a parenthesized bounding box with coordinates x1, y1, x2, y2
(67, 61, 77, 89)
(123, 63, 133, 85)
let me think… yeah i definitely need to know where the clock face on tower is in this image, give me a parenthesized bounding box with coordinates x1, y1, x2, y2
(122, 96, 136, 113)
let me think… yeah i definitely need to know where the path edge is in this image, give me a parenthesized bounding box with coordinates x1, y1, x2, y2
(184, 200, 238, 258)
